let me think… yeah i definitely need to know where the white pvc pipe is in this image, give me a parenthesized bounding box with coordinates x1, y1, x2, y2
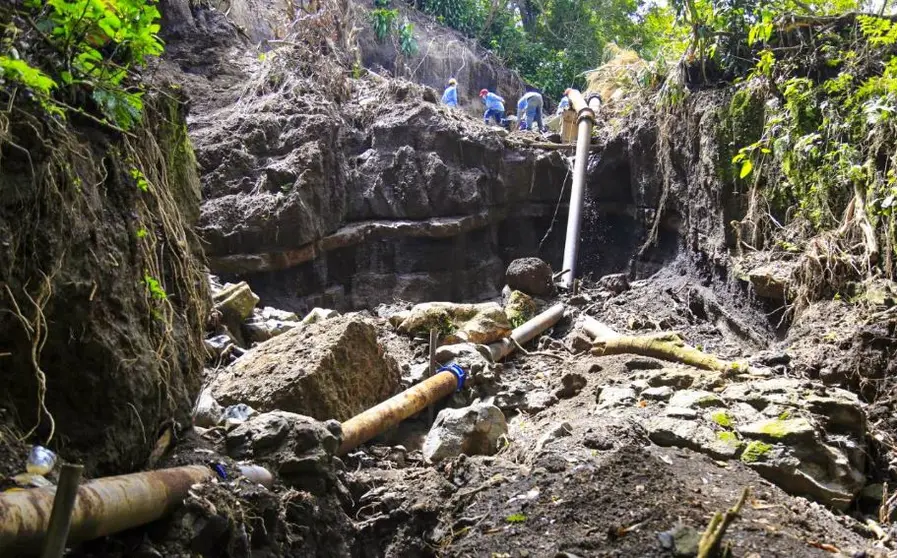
(560, 115, 594, 289)
(487, 303, 565, 361)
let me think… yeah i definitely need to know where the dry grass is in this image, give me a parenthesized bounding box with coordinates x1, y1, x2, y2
(585, 43, 654, 105)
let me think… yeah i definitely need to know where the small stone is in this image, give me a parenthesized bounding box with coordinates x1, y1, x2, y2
(261, 306, 299, 322)
(555, 373, 587, 399)
(597, 273, 630, 295)
(213, 281, 260, 322)
(406, 363, 430, 384)
(642, 386, 674, 401)
(625, 358, 664, 371)
(566, 331, 593, 354)
(583, 431, 614, 450)
(536, 422, 573, 451)
(750, 350, 791, 367)
(193, 387, 224, 427)
(522, 391, 558, 414)
(204, 333, 236, 360)
(646, 369, 695, 389)
(657, 525, 700, 557)
(668, 390, 725, 409)
(663, 407, 698, 419)
(494, 389, 527, 412)
(630, 379, 651, 392)
(423, 403, 508, 463)
(597, 386, 637, 407)
(301, 307, 340, 325)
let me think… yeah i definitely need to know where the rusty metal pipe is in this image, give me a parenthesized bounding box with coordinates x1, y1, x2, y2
(487, 303, 566, 362)
(0, 465, 213, 555)
(560, 88, 596, 289)
(338, 369, 460, 455)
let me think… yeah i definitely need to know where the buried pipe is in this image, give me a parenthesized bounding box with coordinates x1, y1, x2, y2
(559, 89, 597, 290)
(338, 303, 566, 455)
(0, 463, 273, 555)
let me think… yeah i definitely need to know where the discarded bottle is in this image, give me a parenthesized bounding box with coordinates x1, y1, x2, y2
(26, 445, 57, 475)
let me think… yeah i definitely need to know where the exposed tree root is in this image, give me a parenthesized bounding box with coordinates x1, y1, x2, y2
(582, 317, 740, 372)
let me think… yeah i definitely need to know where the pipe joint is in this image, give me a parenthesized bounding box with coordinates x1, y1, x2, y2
(576, 107, 596, 125)
(437, 363, 466, 392)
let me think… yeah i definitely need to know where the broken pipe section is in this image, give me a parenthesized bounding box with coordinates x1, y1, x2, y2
(0, 464, 273, 555)
(338, 303, 566, 455)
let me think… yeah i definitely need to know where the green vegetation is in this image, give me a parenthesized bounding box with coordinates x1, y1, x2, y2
(505, 290, 537, 328)
(371, 0, 418, 56)
(741, 441, 773, 463)
(711, 411, 734, 428)
(1, 0, 164, 130)
(143, 273, 167, 301)
(505, 513, 527, 523)
(754, 417, 810, 439)
(717, 431, 739, 444)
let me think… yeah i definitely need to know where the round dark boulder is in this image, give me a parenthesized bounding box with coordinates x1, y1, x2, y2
(505, 258, 554, 297)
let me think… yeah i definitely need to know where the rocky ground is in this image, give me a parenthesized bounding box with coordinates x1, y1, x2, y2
(15, 254, 877, 557)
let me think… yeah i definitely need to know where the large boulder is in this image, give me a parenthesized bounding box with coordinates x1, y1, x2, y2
(505, 258, 555, 297)
(211, 315, 400, 421)
(423, 403, 507, 463)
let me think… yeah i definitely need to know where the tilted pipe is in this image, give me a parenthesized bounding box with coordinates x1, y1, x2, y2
(338, 365, 464, 455)
(339, 304, 566, 455)
(560, 89, 597, 289)
(487, 302, 566, 362)
(0, 463, 273, 555)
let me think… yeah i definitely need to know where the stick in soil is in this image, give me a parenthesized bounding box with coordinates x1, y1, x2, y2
(697, 487, 751, 558)
(40, 463, 84, 558)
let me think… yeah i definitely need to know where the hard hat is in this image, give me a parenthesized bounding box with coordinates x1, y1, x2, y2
(448, 78, 457, 86)
(479, 89, 488, 97)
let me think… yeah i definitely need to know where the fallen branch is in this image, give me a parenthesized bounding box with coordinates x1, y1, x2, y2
(697, 487, 750, 558)
(582, 317, 741, 373)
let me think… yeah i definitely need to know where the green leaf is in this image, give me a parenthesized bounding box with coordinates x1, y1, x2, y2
(739, 159, 753, 179)
(0, 56, 57, 95)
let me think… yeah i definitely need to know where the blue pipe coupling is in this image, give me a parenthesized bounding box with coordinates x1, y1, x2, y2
(437, 363, 467, 392)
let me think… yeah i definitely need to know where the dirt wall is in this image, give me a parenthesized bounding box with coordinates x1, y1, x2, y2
(0, 94, 208, 475)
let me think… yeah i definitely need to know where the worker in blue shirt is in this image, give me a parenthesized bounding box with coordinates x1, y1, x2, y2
(479, 88, 505, 125)
(556, 92, 571, 114)
(517, 90, 544, 131)
(442, 78, 458, 107)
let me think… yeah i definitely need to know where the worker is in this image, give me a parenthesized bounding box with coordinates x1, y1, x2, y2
(479, 88, 505, 125)
(556, 91, 571, 114)
(442, 78, 458, 107)
(517, 90, 544, 131)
